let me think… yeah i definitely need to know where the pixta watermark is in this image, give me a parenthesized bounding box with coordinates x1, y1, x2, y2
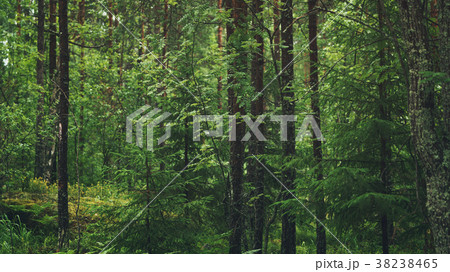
(126, 105, 324, 151)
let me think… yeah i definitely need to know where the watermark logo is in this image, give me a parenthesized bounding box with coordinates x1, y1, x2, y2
(126, 105, 171, 151)
(193, 114, 325, 142)
(127, 106, 324, 151)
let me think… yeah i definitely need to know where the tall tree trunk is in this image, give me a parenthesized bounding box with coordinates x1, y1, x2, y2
(397, 0, 450, 254)
(159, 0, 169, 171)
(49, 0, 58, 184)
(377, 0, 391, 254)
(145, 155, 152, 253)
(49, 0, 57, 81)
(108, 0, 113, 67)
(162, 0, 169, 68)
(438, 0, 450, 139)
(57, 0, 70, 250)
(218, 0, 224, 110)
(280, 0, 296, 254)
(35, 0, 46, 179)
(273, 0, 281, 107)
(226, 0, 247, 254)
(75, 0, 86, 253)
(78, 0, 85, 157)
(140, 5, 145, 58)
(308, 0, 326, 254)
(249, 0, 265, 254)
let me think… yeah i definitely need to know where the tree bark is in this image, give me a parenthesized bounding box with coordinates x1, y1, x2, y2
(57, 0, 70, 250)
(397, 0, 450, 254)
(35, 0, 46, 179)
(273, 0, 281, 107)
(78, 0, 85, 157)
(377, 0, 392, 254)
(280, 0, 296, 254)
(308, 0, 326, 254)
(218, 0, 224, 110)
(226, 0, 247, 254)
(108, 0, 113, 67)
(438, 0, 450, 137)
(249, 0, 265, 254)
(48, 0, 58, 184)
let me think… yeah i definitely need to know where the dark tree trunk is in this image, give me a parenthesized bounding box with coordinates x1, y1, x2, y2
(218, 0, 224, 110)
(78, 0, 85, 157)
(49, 0, 57, 81)
(249, 0, 265, 254)
(75, 1, 86, 253)
(280, 0, 296, 254)
(145, 155, 152, 254)
(35, 0, 45, 179)
(397, 0, 450, 254)
(108, 0, 113, 67)
(159, 0, 169, 171)
(139, 4, 145, 59)
(438, 0, 450, 138)
(273, 0, 281, 107)
(377, 0, 392, 254)
(57, 0, 70, 250)
(226, 0, 247, 254)
(162, 0, 169, 67)
(49, 0, 58, 184)
(308, 0, 326, 254)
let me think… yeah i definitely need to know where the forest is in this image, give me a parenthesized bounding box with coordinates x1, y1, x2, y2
(0, 0, 448, 254)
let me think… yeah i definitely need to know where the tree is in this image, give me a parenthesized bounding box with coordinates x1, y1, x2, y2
(249, 0, 265, 254)
(376, 0, 392, 254)
(273, 0, 281, 107)
(226, 0, 247, 254)
(280, 0, 296, 254)
(397, 0, 449, 254)
(49, 0, 58, 184)
(217, 0, 224, 109)
(57, 0, 70, 249)
(34, 0, 45, 179)
(308, 0, 326, 254)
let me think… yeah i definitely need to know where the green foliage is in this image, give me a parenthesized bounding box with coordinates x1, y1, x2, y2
(0, 0, 441, 254)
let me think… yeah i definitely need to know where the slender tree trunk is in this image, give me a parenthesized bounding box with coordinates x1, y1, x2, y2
(273, 0, 281, 107)
(49, 0, 58, 184)
(108, 1, 113, 67)
(308, 0, 326, 254)
(140, 5, 146, 58)
(75, 0, 86, 254)
(263, 191, 281, 253)
(377, 0, 391, 254)
(218, 0, 224, 110)
(78, 0, 85, 156)
(438, 0, 450, 138)
(280, 0, 296, 254)
(49, 0, 57, 80)
(162, 0, 169, 68)
(274, 0, 280, 63)
(397, 0, 450, 254)
(226, 0, 247, 254)
(145, 155, 152, 254)
(249, 0, 265, 254)
(159, 0, 169, 171)
(57, 0, 70, 250)
(35, 0, 46, 179)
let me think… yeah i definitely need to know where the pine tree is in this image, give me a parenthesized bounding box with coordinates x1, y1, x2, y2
(57, 0, 70, 250)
